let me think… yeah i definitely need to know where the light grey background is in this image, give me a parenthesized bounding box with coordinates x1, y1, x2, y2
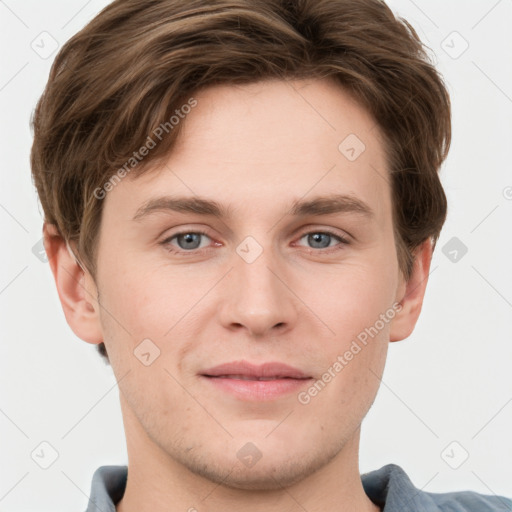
(1, 0, 511, 510)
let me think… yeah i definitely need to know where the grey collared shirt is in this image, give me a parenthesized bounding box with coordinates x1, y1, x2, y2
(84, 463, 512, 512)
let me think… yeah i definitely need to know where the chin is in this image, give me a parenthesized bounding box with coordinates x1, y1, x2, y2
(176, 440, 342, 491)
(192, 458, 318, 491)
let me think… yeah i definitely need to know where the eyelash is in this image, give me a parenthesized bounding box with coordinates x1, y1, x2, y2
(160, 229, 350, 255)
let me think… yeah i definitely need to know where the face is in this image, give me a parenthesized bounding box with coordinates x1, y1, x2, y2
(85, 78, 410, 489)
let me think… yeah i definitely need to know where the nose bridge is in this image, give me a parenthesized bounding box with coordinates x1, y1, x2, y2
(220, 234, 297, 336)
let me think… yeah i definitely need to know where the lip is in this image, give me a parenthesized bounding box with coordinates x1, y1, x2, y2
(200, 360, 313, 401)
(201, 360, 310, 379)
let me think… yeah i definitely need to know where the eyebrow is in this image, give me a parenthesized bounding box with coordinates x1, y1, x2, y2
(132, 193, 375, 221)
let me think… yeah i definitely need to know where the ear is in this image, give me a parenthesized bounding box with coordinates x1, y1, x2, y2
(389, 238, 433, 342)
(43, 223, 103, 345)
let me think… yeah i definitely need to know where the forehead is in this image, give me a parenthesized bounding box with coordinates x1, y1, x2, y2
(107, 78, 392, 224)
(173, 77, 387, 169)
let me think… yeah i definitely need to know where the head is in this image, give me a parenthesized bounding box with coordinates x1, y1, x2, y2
(31, 0, 450, 490)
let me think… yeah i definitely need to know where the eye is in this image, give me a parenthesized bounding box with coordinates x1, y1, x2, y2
(161, 230, 213, 253)
(295, 230, 350, 252)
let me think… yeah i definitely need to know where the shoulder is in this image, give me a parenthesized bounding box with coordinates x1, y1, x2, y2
(426, 488, 512, 512)
(361, 464, 512, 512)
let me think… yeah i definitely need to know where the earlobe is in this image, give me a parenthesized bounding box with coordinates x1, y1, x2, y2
(389, 238, 433, 343)
(43, 223, 103, 345)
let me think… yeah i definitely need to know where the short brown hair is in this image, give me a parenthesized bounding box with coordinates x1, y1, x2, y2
(31, 0, 451, 363)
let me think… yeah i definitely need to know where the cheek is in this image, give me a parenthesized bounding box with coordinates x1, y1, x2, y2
(315, 261, 398, 336)
(302, 260, 394, 406)
(97, 261, 213, 379)
(313, 326, 388, 426)
(99, 261, 179, 335)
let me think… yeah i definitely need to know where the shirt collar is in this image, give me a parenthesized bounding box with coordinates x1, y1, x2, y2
(362, 463, 440, 511)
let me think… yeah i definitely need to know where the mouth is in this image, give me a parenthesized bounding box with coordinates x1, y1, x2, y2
(206, 375, 310, 381)
(200, 360, 313, 401)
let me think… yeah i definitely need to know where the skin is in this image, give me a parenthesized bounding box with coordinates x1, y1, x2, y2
(45, 78, 432, 512)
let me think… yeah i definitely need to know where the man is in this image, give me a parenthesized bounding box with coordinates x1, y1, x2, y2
(30, 0, 511, 510)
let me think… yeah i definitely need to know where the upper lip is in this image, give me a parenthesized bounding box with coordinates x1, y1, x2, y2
(201, 360, 310, 379)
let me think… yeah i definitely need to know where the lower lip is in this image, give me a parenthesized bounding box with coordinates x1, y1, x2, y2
(201, 376, 313, 401)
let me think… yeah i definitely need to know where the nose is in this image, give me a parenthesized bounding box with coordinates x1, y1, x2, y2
(217, 245, 299, 338)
